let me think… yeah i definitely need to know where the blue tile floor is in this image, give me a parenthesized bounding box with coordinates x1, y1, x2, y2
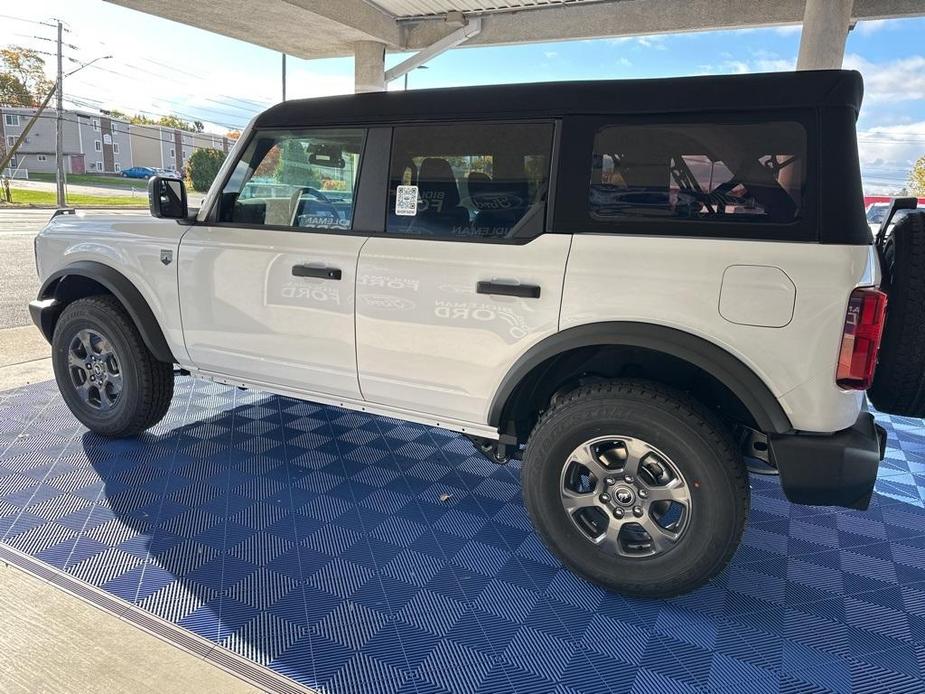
(1, 377, 924, 693)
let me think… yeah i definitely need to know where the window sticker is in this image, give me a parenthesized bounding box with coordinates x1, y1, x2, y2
(395, 185, 419, 216)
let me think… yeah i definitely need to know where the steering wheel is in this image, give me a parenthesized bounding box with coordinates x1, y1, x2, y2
(289, 186, 340, 225)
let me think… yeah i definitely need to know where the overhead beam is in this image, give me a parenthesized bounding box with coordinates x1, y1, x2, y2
(402, 0, 925, 49)
(282, 0, 400, 46)
(104, 0, 401, 59)
(385, 17, 482, 84)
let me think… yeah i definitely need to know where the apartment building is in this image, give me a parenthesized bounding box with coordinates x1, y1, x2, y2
(0, 105, 230, 176)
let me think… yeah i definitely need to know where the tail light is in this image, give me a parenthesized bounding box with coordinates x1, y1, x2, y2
(836, 287, 888, 390)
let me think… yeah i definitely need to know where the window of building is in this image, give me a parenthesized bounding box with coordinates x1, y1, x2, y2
(96, 161, 103, 171)
(92, 119, 100, 131)
(94, 140, 102, 152)
(8, 156, 16, 168)
(589, 121, 806, 225)
(169, 148, 175, 158)
(218, 127, 366, 230)
(6, 136, 14, 148)
(4, 114, 20, 127)
(113, 143, 120, 154)
(36, 154, 47, 162)
(387, 122, 554, 240)
(183, 149, 189, 157)
(114, 163, 121, 172)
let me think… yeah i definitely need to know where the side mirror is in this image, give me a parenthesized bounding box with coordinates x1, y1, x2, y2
(148, 176, 188, 219)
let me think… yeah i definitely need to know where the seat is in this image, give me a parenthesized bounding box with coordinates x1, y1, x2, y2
(467, 171, 530, 238)
(413, 157, 470, 235)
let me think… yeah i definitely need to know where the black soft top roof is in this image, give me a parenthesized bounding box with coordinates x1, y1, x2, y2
(255, 70, 863, 128)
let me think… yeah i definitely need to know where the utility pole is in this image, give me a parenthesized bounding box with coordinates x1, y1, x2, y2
(55, 19, 65, 208)
(281, 53, 287, 102)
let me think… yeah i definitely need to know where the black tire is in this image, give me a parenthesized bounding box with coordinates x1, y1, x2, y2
(52, 295, 174, 437)
(869, 211, 925, 416)
(521, 380, 748, 597)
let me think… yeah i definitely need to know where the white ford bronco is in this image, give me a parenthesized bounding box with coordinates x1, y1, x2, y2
(29, 71, 925, 596)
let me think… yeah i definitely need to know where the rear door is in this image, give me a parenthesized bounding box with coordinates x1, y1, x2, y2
(355, 121, 570, 426)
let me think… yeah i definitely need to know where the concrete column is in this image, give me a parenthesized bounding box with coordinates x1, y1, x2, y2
(797, 0, 854, 70)
(354, 41, 386, 93)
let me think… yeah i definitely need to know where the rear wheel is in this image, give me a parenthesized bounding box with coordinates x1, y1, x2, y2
(521, 380, 748, 597)
(52, 295, 174, 437)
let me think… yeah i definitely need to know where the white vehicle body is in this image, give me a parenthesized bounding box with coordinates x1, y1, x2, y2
(35, 214, 876, 437)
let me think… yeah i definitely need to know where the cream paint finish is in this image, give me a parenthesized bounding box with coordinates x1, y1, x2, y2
(177, 226, 367, 399)
(34, 214, 191, 364)
(561, 234, 875, 433)
(355, 233, 572, 424)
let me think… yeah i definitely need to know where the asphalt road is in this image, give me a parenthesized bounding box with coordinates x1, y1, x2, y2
(0, 209, 148, 329)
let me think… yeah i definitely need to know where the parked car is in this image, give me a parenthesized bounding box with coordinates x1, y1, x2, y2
(30, 71, 925, 597)
(120, 166, 156, 179)
(867, 202, 914, 235)
(155, 168, 183, 179)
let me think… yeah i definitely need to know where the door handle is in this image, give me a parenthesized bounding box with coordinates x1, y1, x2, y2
(476, 281, 541, 299)
(292, 264, 342, 280)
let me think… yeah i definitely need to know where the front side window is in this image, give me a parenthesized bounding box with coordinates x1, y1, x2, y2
(387, 122, 554, 240)
(218, 128, 365, 230)
(590, 121, 806, 225)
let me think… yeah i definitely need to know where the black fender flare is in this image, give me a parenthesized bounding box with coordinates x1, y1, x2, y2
(488, 322, 792, 435)
(36, 260, 175, 364)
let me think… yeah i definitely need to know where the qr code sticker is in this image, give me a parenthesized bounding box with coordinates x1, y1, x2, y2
(395, 185, 419, 216)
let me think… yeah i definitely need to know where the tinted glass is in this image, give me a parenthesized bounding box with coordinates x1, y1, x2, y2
(387, 122, 554, 240)
(590, 121, 806, 224)
(219, 128, 365, 230)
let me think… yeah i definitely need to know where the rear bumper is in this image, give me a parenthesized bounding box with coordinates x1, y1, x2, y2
(768, 411, 885, 510)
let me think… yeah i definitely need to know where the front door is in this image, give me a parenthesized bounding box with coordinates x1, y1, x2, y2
(179, 126, 368, 399)
(355, 121, 570, 426)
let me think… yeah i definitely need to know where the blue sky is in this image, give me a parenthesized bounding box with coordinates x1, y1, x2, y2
(2, 2, 925, 193)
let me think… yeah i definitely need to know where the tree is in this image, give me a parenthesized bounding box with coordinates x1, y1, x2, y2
(909, 155, 925, 197)
(0, 47, 54, 107)
(186, 148, 226, 192)
(226, 130, 241, 141)
(276, 139, 314, 186)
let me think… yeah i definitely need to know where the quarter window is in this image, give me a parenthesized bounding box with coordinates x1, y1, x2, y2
(589, 121, 806, 224)
(218, 128, 365, 230)
(387, 122, 554, 240)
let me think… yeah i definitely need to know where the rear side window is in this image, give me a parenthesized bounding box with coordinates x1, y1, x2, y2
(387, 122, 554, 240)
(590, 121, 806, 224)
(218, 128, 365, 230)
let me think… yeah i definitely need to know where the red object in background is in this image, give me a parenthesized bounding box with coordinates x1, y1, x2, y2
(864, 196, 925, 207)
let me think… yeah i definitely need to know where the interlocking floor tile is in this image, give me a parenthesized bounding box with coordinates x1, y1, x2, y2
(1, 378, 924, 693)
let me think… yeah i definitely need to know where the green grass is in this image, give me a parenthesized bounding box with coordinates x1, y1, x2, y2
(29, 172, 148, 190)
(2, 187, 146, 207)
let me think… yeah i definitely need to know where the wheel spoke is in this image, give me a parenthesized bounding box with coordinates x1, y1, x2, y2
(644, 480, 690, 506)
(637, 514, 680, 554)
(594, 519, 631, 557)
(561, 488, 598, 515)
(570, 443, 611, 480)
(621, 439, 650, 479)
(107, 372, 123, 396)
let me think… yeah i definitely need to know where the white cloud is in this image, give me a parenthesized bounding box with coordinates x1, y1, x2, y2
(843, 54, 925, 103)
(698, 57, 795, 75)
(855, 19, 891, 36)
(857, 121, 925, 194)
(607, 34, 669, 50)
(617, 57, 633, 67)
(773, 25, 803, 36)
(544, 51, 558, 59)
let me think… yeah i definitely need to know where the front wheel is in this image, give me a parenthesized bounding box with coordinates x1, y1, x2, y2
(521, 380, 748, 597)
(52, 295, 174, 437)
